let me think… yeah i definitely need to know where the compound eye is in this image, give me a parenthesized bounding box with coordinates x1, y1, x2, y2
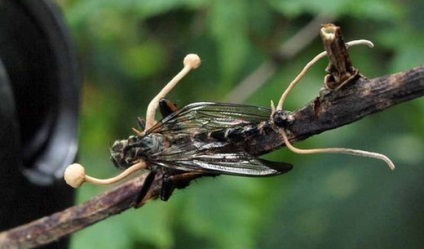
(111, 140, 124, 152)
(128, 135, 138, 144)
(110, 140, 130, 169)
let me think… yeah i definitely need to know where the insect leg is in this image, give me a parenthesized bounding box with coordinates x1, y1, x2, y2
(133, 170, 157, 207)
(160, 171, 218, 201)
(160, 173, 175, 201)
(159, 98, 178, 118)
(136, 117, 146, 130)
(132, 117, 146, 136)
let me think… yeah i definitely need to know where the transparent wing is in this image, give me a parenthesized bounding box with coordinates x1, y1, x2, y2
(146, 102, 292, 176)
(149, 102, 271, 134)
(151, 146, 293, 176)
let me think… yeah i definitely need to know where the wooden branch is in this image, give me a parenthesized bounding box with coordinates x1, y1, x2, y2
(290, 65, 424, 141)
(0, 65, 422, 248)
(0, 173, 154, 248)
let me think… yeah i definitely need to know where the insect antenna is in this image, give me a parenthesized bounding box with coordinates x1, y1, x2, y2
(273, 40, 395, 170)
(137, 117, 146, 130)
(132, 117, 146, 136)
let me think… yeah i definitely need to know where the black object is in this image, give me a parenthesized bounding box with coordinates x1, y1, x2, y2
(0, 0, 80, 248)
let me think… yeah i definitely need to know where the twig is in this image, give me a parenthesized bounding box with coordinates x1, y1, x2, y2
(270, 24, 393, 170)
(289, 65, 424, 140)
(0, 65, 422, 248)
(0, 173, 156, 249)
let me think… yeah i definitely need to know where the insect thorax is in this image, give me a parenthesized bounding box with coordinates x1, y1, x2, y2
(110, 134, 165, 169)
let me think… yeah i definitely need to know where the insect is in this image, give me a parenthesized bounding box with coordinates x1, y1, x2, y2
(110, 99, 293, 201)
(65, 40, 395, 205)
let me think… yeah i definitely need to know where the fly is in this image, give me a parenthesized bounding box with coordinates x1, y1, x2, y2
(65, 47, 395, 205)
(110, 99, 293, 202)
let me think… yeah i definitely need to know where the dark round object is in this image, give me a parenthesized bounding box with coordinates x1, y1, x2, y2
(0, 1, 80, 248)
(0, 0, 80, 185)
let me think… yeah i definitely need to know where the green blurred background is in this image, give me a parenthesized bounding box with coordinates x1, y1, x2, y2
(56, 0, 423, 248)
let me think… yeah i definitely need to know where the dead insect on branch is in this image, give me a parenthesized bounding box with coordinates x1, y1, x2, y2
(64, 25, 394, 206)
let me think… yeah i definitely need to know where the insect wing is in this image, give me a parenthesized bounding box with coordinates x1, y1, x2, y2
(146, 102, 292, 176)
(148, 102, 272, 134)
(153, 146, 292, 176)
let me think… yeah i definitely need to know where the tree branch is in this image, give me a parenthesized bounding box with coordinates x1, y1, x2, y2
(0, 173, 154, 248)
(0, 65, 422, 248)
(290, 65, 424, 141)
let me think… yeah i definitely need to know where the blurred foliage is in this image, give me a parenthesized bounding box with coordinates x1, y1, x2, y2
(56, 0, 423, 248)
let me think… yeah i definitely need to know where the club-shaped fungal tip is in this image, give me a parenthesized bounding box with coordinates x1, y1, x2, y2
(184, 54, 201, 69)
(64, 161, 147, 189)
(64, 163, 86, 188)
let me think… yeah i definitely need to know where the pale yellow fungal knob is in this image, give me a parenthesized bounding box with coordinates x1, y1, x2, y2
(144, 53, 202, 131)
(183, 54, 201, 69)
(64, 163, 86, 188)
